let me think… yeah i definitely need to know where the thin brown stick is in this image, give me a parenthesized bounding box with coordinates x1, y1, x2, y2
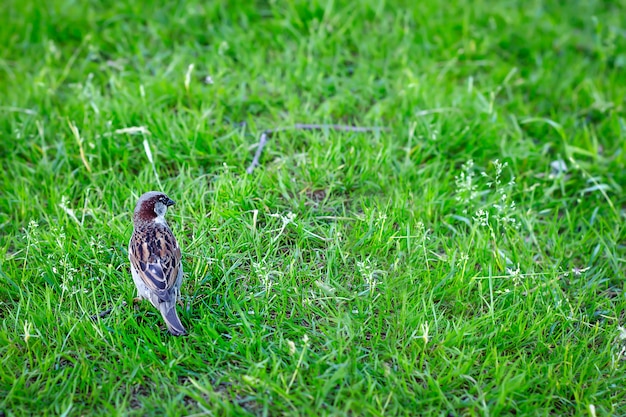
(246, 124, 388, 174)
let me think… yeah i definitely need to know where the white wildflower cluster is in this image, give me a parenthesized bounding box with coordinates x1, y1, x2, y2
(487, 160, 518, 228)
(33, 225, 88, 295)
(88, 236, 107, 255)
(28, 219, 39, 230)
(24, 219, 40, 245)
(56, 255, 86, 296)
(473, 209, 489, 227)
(286, 334, 309, 357)
(415, 221, 431, 242)
(268, 211, 297, 243)
(252, 261, 280, 295)
(287, 339, 296, 356)
(455, 159, 519, 231)
(454, 160, 479, 212)
(456, 251, 470, 267)
(414, 221, 432, 269)
(356, 259, 386, 295)
(285, 334, 310, 393)
(506, 263, 522, 286)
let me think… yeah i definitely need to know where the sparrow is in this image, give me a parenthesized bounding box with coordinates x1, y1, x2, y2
(128, 191, 186, 336)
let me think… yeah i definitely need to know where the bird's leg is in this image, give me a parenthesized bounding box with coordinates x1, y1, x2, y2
(90, 301, 129, 321)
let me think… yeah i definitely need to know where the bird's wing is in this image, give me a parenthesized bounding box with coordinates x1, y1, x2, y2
(129, 224, 182, 293)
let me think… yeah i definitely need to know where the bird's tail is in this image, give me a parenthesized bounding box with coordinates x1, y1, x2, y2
(159, 303, 187, 336)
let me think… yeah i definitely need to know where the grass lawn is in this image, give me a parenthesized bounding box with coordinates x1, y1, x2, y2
(1, 0, 626, 415)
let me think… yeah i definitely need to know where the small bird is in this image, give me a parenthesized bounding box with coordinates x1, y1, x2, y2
(128, 191, 186, 336)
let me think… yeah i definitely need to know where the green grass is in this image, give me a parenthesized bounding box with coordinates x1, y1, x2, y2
(1, 0, 626, 415)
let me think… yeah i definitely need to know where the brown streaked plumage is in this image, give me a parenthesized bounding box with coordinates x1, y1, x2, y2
(128, 191, 186, 336)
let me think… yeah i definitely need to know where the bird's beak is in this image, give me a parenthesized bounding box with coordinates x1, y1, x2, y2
(166, 198, 176, 207)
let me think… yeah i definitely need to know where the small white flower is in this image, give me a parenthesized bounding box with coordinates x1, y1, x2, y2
(218, 41, 229, 55)
(269, 211, 298, 243)
(474, 209, 489, 227)
(287, 340, 296, 355)
(506, 264, 522, 285)
(617, 326, 626, 341)
(456, 252, 469, 267)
